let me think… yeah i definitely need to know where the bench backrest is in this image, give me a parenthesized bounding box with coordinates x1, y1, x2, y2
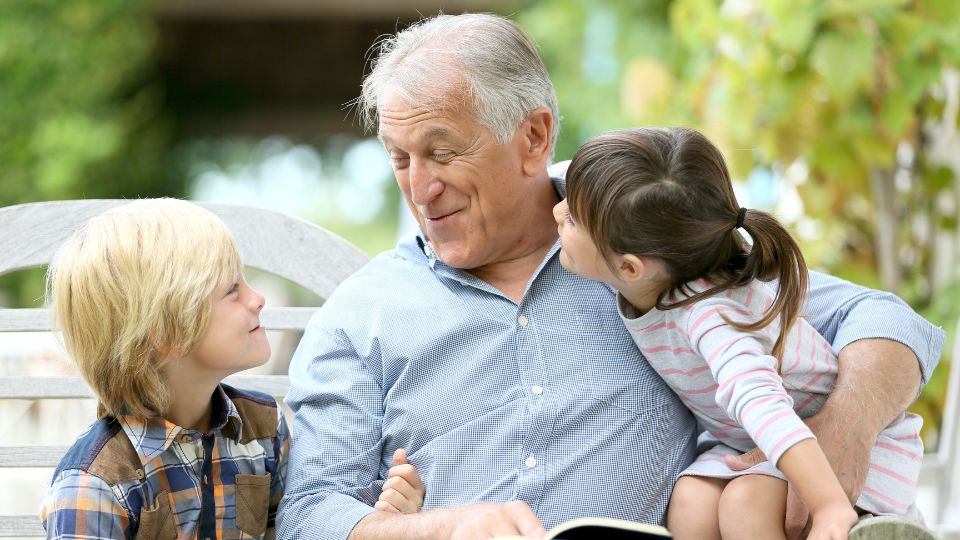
(0, 200, 369, 537)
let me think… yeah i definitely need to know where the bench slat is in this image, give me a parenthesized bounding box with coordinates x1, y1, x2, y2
(0, 515, 43, 537)
(0, 375, 290, 400)
(0, 446, 69, 468)
(0, 307, 317, 332)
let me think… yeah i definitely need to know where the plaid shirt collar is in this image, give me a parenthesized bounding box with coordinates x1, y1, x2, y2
(117, 384, 244, 461)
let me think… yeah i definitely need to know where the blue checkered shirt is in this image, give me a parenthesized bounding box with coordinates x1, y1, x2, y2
(278, 218, 943, 540)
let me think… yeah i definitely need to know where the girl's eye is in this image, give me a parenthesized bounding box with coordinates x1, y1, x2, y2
(229, 283, 240, 295)
(565, 211, 575, 226)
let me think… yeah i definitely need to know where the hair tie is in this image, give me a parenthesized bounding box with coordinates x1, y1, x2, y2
(735, 207, 748, 229)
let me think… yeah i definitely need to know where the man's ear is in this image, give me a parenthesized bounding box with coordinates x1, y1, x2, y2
(520, 107, 553, 176)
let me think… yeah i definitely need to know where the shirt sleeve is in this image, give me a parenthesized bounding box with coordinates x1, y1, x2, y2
(40, 469, 129, 540)
(276, 320, 382, 540)
(686, 299, 814, 467)
(803, 271, 946, 386)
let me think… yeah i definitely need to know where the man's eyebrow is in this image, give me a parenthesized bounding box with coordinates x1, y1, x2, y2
(379, 127, 458, 149)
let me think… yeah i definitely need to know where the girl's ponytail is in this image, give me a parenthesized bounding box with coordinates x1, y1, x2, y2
(733, 208, 808, 362)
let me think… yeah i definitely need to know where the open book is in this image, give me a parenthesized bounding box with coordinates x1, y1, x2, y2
(496, 517, 671, 539)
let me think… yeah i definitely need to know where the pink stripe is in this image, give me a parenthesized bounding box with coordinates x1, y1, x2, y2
(634, 321, 678, 333)
(660, 365, 710, 377)
(861, 486, 910, 511)
(741, 394, 782, 419)
(685, 383, 719, 395)
(706, 340, 761, 366)
(745, 286, 754, 309)
(876, 442, 923, 462)
(794, 394, 820, 414)
(691, 306, 755, 336)
(892, 433, 920, 441)
(717, 368, 777, 397)
(768, 427, 811, 460)
(754, 409, 795, 442)
(868, 463, 917, 487)
(798, 372, 825, 392)
(644, 345, 696, 356)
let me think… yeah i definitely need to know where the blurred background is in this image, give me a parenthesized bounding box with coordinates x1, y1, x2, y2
(1, 0, 958, 532)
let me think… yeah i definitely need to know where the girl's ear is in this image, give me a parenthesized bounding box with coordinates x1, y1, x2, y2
(617, 254, 646, 282)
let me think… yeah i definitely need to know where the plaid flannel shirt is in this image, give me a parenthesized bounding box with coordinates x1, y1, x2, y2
(41, 384, 289, 540)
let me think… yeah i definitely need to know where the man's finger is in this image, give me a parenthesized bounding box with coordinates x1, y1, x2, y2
(508, 501, 548, 539)
(392, 448, 409, 467)
(724, 448, 767, 471)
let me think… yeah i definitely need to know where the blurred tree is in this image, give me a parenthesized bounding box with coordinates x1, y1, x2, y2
(0, 0, 178, 306)
(520, 0, 960, 442)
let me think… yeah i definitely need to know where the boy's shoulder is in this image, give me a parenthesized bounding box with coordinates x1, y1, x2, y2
(220, 384, 281, 443)
(52, 417, 142, 487)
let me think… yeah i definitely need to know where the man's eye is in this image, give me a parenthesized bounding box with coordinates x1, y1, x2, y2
(390, 156, 409, 169)
(434, 151, 455, 162)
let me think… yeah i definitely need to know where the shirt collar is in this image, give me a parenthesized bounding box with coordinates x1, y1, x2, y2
(117, 384, 244, 460)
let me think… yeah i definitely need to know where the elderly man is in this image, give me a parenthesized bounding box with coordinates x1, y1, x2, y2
(277, 13, 944, 540)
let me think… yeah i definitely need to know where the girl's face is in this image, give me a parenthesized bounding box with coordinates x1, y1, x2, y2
(552, 198, 621, 286)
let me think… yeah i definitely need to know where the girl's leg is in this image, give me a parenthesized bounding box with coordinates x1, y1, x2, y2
(718, 475, 788, 540)
(667, 475, 727, 540)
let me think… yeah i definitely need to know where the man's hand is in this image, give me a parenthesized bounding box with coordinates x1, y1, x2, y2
(448, 502, 546, 540)
(350, 500, 546, 540)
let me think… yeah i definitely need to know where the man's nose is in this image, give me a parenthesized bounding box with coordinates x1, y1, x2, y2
(408, 157, 443, 205)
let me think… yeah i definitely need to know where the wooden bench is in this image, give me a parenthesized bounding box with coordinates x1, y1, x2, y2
(0, 200, 369, 537)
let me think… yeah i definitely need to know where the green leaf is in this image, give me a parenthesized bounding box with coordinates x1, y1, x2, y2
(810, 29, 876, 104)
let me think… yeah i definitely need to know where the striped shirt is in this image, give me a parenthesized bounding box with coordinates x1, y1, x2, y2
(278, 174, 943, 540)
(622, 278, 927, 516)
(40, 384, 289, 540)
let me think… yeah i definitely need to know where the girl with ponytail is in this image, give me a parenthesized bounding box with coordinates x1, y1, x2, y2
(553, 128, 923, 540)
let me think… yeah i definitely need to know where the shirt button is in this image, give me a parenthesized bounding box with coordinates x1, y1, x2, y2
(525, 454, 537, 468)
(531, 385, 543, 395)
(517, 314, 528, 327)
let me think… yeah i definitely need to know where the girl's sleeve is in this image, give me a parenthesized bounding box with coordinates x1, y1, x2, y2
(685, 298, 814, 467)
(40, 468, 129, 540)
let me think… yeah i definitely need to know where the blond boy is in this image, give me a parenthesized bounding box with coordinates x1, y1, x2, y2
(40, 199, 288, 540)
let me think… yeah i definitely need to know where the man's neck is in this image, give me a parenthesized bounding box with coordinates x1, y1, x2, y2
(466, 182, 560, 304)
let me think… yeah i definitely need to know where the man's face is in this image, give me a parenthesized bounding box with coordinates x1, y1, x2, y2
(378, 90, 531, 270)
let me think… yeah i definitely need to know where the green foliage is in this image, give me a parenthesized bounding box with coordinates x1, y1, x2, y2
(0, 0, 176, 207)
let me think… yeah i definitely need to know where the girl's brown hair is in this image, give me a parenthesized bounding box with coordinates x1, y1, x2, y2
(566, 127, 808, 359)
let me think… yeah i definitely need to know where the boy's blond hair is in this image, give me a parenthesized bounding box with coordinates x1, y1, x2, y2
(47, 199, 243, 419)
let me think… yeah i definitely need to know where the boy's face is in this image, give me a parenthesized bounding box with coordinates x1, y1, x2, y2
(552, 198, 620, 285)
(188, 274, 270, 378)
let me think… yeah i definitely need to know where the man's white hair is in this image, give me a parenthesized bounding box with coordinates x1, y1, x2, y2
(358, 13, 560, 153)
